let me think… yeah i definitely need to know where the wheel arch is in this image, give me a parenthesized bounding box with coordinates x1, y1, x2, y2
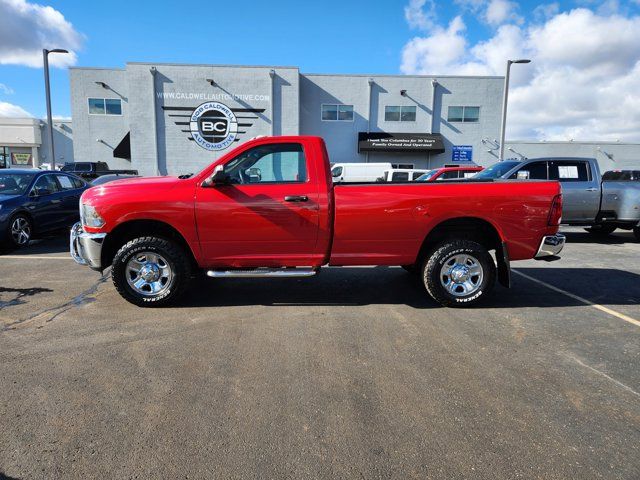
(417, 216, 510, 288)
(101, 219, 198, 270)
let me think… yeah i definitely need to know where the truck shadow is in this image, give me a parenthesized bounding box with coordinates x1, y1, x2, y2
(177, 266, 640, 310)
(561, 229, 637, 245)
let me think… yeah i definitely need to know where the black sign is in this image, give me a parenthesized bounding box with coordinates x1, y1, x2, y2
(358, 132, 445, 153)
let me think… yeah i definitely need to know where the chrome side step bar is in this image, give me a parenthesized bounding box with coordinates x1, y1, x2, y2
(206, 268, 317, 278)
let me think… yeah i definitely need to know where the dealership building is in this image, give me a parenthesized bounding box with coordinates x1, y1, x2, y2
(23, 60, 627, 176)
(67, 62, 510, 176)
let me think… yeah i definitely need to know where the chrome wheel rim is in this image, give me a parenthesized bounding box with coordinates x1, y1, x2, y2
(439, 253, 483, 297)
(11, 217, 31, 245)
(125, 251, 174, 296)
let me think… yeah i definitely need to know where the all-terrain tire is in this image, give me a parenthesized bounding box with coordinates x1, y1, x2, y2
(422, 239, 496, 307)
(112, 236, 191, 307)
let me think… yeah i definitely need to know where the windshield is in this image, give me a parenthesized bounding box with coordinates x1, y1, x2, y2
(474, 161, 520, 179)
(415, 170, 437, 181)
(0, 172, 36, 195)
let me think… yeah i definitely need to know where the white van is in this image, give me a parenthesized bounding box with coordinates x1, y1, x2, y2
(331, 163, 392, 183)
(382, 169, 429, 182)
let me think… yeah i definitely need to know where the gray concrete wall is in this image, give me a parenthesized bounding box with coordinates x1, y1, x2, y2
(126, 63, 300, 176)
(505, 141, 640, 173)
(300, 74, 503, 169)
(39, 119, 74, 166)
(69, 67, 132, 170)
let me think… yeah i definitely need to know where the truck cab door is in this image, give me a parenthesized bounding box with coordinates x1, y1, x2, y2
(549, 160, 599, 223)
(195, 141, 324, 267)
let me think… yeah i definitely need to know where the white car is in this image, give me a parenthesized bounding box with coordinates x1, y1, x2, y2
(382, 168, 429, 182)
(331, 162, 392, 183)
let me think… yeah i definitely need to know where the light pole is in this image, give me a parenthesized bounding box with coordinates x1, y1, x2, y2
(499, 58, 530, 161)
(43, 48, 68, 170)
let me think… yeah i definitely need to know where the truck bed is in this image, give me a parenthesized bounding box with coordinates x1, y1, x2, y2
(330, 180, 561, 264)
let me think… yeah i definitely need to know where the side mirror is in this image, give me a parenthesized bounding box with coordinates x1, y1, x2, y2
(203, 164, 229, 187)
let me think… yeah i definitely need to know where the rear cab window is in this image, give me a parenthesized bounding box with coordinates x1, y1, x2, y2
(549, 161, 590, 182)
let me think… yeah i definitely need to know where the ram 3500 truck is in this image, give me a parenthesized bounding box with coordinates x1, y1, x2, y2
(71, 136, 564, 308)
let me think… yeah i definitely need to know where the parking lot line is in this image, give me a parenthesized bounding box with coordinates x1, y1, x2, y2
(0, 255, 71, 260)
(513, 269, 640, 328)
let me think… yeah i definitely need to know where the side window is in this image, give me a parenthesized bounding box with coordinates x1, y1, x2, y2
(33, 175, 60, 195)
(71, 177, 86, 189)
(56, 174, 79, 190)
(549, 161, 590, 182)
(391, 172, 410, 182)
(224, 143, 307, 184)
(510, 161, 547, 180)
(439, 171, 459, 180)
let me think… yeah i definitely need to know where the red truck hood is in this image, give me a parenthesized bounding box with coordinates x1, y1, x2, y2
(82, 176, 183, 204)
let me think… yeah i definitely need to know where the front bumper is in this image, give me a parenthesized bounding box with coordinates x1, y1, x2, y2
(534, 233, 566, 259)
(70, 222, 106, 270)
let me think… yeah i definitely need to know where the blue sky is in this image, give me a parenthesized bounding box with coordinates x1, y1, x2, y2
(1, 0, 640, 140)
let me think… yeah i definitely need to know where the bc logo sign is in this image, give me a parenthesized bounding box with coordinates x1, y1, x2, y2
(189, 102, 238, 151)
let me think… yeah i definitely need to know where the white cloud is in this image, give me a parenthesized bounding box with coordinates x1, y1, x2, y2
(405, 0, 436, 30)
(0, 83, 15, 95)
(485, 0, 521, 26)
(401, 6, 640, 141)
(0, 0, 83, 68)
(0, 101, 32, 117)
(533, 3, 560, 21)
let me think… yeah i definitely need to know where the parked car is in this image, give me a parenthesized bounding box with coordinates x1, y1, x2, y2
(382, 169, 429, 182)
(0, 169, 89, 248)
(38, 163, 63, 171)
(91, 174, 140, 186)
(416, 166, 484, 182)
(331, 162, 392, 183)
(71, 136, 563, 308)
(61, 161, 138, 181)
(475, 158, 640, 240)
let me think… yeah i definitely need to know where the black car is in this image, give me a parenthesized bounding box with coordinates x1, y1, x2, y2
(0, 169, 89, 248)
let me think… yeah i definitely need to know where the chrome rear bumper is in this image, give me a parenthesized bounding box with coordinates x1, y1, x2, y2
(535, 233, 566, 259)
(70, 222, 106, 270)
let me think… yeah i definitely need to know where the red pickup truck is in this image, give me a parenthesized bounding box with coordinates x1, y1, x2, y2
(71, 136, 564, 308)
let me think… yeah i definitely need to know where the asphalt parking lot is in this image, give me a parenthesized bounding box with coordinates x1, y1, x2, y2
(1, 227, 639, 479)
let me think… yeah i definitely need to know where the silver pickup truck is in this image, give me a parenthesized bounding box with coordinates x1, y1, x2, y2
(475, 157, 640, 240)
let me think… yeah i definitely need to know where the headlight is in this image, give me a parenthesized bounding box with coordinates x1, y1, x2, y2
(81, 204, 105, 228)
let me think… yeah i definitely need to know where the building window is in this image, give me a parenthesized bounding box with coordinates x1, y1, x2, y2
(88, 98, 122, 115)
(447, 106, 479, 123)
(385, 106, 416, 122)
(321, 104, 354, 121)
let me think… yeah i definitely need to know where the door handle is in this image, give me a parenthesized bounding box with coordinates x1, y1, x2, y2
(51, 199, 62, 204)
(586, 187, 598, 192)
(284, 195, 309, 202)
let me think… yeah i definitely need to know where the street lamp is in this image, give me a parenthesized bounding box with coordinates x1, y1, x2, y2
(43, 48, 69, 170)
(498, 58, 530, 161)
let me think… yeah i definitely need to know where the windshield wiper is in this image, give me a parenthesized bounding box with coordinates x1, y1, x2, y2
(178, 173, 193, 179)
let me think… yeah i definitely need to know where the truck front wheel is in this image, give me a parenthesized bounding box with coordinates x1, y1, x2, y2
(112, 236, 191, 307)
(422, 240, 496, 307)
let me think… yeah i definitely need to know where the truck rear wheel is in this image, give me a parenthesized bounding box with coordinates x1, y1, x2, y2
(422, 240, 496, 307)
(112, 236, 191, 307)
(634, 226, 640, 242)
